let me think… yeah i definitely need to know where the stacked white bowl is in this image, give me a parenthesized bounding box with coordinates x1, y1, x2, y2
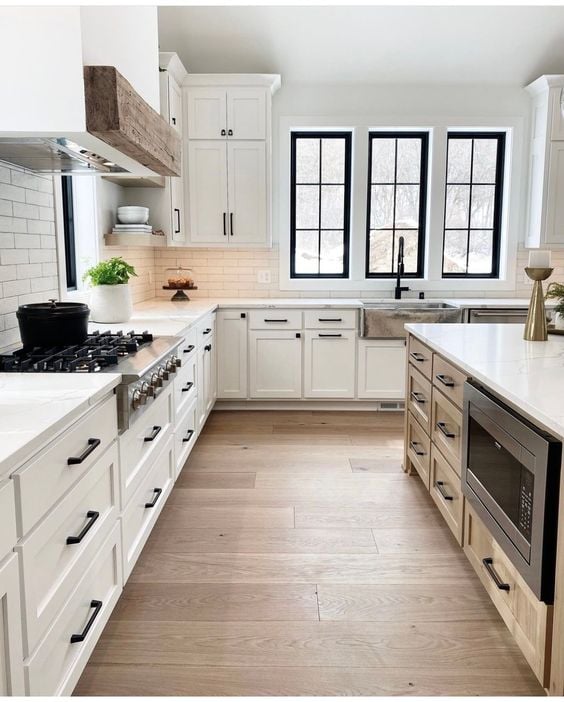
(117, 206, 150, 224)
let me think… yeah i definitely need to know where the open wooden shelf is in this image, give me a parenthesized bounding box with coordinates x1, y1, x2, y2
(104, 232, 166, 247)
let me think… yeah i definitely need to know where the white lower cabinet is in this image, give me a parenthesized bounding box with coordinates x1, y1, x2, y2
(357, 338, 406, 399)
(197, 335, 216, 429)
(175, 397, 198, 478)
(304, 330, 356, 399)
(217, 309, 248, 399)
(249, 330, 302, 399)
(0, 553, 25, 696)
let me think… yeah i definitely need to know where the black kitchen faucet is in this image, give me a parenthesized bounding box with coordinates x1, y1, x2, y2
(394, 235, 410, 300)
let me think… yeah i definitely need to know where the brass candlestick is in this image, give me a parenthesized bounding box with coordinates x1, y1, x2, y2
(523, 267, 553, 341)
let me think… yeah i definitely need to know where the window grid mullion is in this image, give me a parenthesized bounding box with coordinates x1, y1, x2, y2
(466, 138, 475, 275)
(317, 138, 322, 276)
(391, 138, 398, 272)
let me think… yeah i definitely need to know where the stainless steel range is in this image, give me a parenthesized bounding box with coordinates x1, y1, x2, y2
(0, 330, 183, 432)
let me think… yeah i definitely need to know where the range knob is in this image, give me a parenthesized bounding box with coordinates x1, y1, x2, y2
(166, 357, 178, 374)
(131, 385, 148, 410)
(159, 366, 169, 382)
(151, 371, 163, 389)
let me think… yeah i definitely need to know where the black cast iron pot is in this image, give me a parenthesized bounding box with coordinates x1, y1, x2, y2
(16, 299, 90, 348)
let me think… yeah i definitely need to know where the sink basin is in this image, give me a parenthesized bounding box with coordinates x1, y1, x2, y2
(360, 301, 463, 338)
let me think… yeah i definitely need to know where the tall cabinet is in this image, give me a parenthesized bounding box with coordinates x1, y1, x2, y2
(184, 75, 281, 247)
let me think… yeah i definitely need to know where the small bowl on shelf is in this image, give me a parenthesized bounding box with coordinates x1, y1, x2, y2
(117, 206, 149, 224)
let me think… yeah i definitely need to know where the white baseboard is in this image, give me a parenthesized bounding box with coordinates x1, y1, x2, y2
(214, 400, 404, 412)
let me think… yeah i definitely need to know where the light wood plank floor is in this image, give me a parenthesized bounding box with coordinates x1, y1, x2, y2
(75, 410, 543, 696)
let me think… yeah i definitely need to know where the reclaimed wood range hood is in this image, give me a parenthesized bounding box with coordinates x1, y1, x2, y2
(83, 66, 181, 177)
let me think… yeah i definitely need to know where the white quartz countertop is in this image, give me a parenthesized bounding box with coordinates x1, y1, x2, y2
(406, 323, 564, 440)
(0, 373, 121, 479)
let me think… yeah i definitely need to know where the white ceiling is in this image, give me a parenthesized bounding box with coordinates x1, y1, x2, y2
(158, 5, 564, 86)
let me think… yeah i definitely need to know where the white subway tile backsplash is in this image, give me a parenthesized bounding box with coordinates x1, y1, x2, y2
(24, 188, 53, 208)
(13, 202, 39, 220)
(15, 234, 41, 249)
(0, 216, 27, 233)
(0, 183, 25, 203)
(0, 265, 17, 282)
(3, 279, 30, 297)
(17, 263, 42, 279)
(0, 249, 28, 265)
(0, 200, 12, 217)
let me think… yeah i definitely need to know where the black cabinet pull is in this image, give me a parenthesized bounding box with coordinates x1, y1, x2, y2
(409, 351, 425, 362)
(203, 328, 212, 335)
(174, 208, 180, 234)
(221, 128, 226, 136)
(183, 345, 195, 354)
(70, 600, 102, 644)
(172, 116, 176, 125)
(296, 333, 301, 339)
(318, 318, 342, 322)
(230, 212, 234, 236)
(409, 440, 425, 456)
(435, 480, 454, 501)
(410, 391, 426, 404)
(66, 511, 100, 545)
(240, 313, 246, 319)
(183, 429, 195, 443)
(228, 128, 233, 136)
(223, 212, 227, 236)
(436, 373, 455, 387)
(67, 438, 101, 466)
(318, 333, 342, 338)
(144, 425, 162, 442)
(264, 318, 287, 323)
(145, 487, 163, 508)
(482, 557, 511, 591)
(181, 382, 194, 393)
(205, 344, 212, 352)
(436, 421, 455, 439)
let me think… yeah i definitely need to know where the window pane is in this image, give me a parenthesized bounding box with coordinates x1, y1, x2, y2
(294, 230, 319, 274)
(321, 139, 345, 184)
(320, 185, 344, 228)
(320, 230, 344, 273)
(368, 230, 394, 273)
(296, 138, 319, 183)
(395, 230, 419, 273)
(470, 184, 495, 228)
(371, 138, 395, 182)
(447, 138, 472, 183)
(396, 139, 421, 182)
(472, 139, 498, 183)
(445, 184, 470, 228)
(468, 230, 493, 274)
(370, 184, 394, 229)
(443, 230, 468, 274)
(395, 184, 420, 228)
(295, 185, 319, 229)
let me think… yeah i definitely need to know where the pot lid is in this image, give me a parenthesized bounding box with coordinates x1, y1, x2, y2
(17, 298, 90, 316)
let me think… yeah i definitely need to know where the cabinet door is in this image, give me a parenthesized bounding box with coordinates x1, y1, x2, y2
(249, 331, 302, 399)
(170, 174, 185, 244)
(0, 554, 25, 696)
(217, 310, 248, 399)
(196, 345, 206, 431)
(204, 338, 216, 416)
(545, 141, 564, 245)
(226, 88, 266, 139)
(357, 339, 406, 399)
(187, 88, 226, 139)
(188, 141, 228, 244)
(227, 141, 267, 245)
(304, 330, 355, 398)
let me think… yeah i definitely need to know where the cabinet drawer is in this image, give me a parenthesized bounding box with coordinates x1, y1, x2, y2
(408, 336, 433, 380)
(196, 313, 216, 346)
(119, 386, 173, 508)
(173, 352, 197, 418)
(0, 480, 17, 562)
(430, 445, 464, 544)
(249, 309, 302, 330)
(177, 327, 198, 359)
(24, 522, 122, 696)
(175, 397, 198, 479)
(433, 354, 466, 409)
(304, 309, 357, 330)
(407, 364, 432, 434)
(406, 411, 431, 489)
(17, 442, 119, 655)
(13, 394, 117, 536)
(122, 435, 174, 580)
(431, 388, 463, 475)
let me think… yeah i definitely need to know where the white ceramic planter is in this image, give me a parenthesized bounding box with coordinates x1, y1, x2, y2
(89, 284, 133, 323)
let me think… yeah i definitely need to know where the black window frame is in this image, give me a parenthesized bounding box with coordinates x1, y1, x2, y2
(442, 131, 506, 279)
(290, 131, 352, 279)
(365, 131, 429, 279)
(61, 176, 77, 291)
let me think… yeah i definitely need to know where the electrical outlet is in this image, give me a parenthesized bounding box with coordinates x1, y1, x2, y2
(257, 270, 271, 284)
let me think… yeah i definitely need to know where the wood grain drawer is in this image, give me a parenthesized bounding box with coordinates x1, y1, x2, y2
(16, 442, 119, 655)
(175, 396, 198, 479)
(430, 445, 464, 544)
(173, 351, 197, 419)
(464, 505, 552, 686)
(13, 394, 118, 536)
(406, 411, 431, 489)
(24, 522, 122, 696)
(431, 388, 463, 475)
(122, 435, 174, 580)
(249, 309, 302, 330)
(433, 354, 467, 409)
(304, 309, 357, 330)
(0, 480, 17, 562)
(408, 336, 433, 380)
(407, 364, 432, 434)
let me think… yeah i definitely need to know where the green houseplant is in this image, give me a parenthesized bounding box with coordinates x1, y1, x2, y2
(83, 257, 137, 323)
(545, 281, 564, 329)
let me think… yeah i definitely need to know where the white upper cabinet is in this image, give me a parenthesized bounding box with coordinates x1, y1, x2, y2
(188, 141, 229, 244)
(187, 88, 227, 139)
(227, 88, 266, 139)
(188, 87, 266, 140)
(227, 141, 267, 244)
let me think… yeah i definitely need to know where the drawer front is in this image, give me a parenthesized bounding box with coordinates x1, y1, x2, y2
(408, 336, 433, 380)
(122, 435, 174, 580)
(17, 442, 119, 655)
(433, 354, 466, 409)
(304, 309, 357, 330)
(196, 313, 216, 346)
(406, 411, 431, 489)
(249, 309, 302, 330)
(14, 394, 118, 536)
(119, 385, 173, 508)
(173, 352, 197, 418)
(25, 522, 122, 696)
(175, 397, 198, 479)
(177, 327, 198, 358)
(0, 480, 17, 562)
(407, 364, 432, 434)
(430, 445, 464, 544)
(431, 388, 463, 475)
